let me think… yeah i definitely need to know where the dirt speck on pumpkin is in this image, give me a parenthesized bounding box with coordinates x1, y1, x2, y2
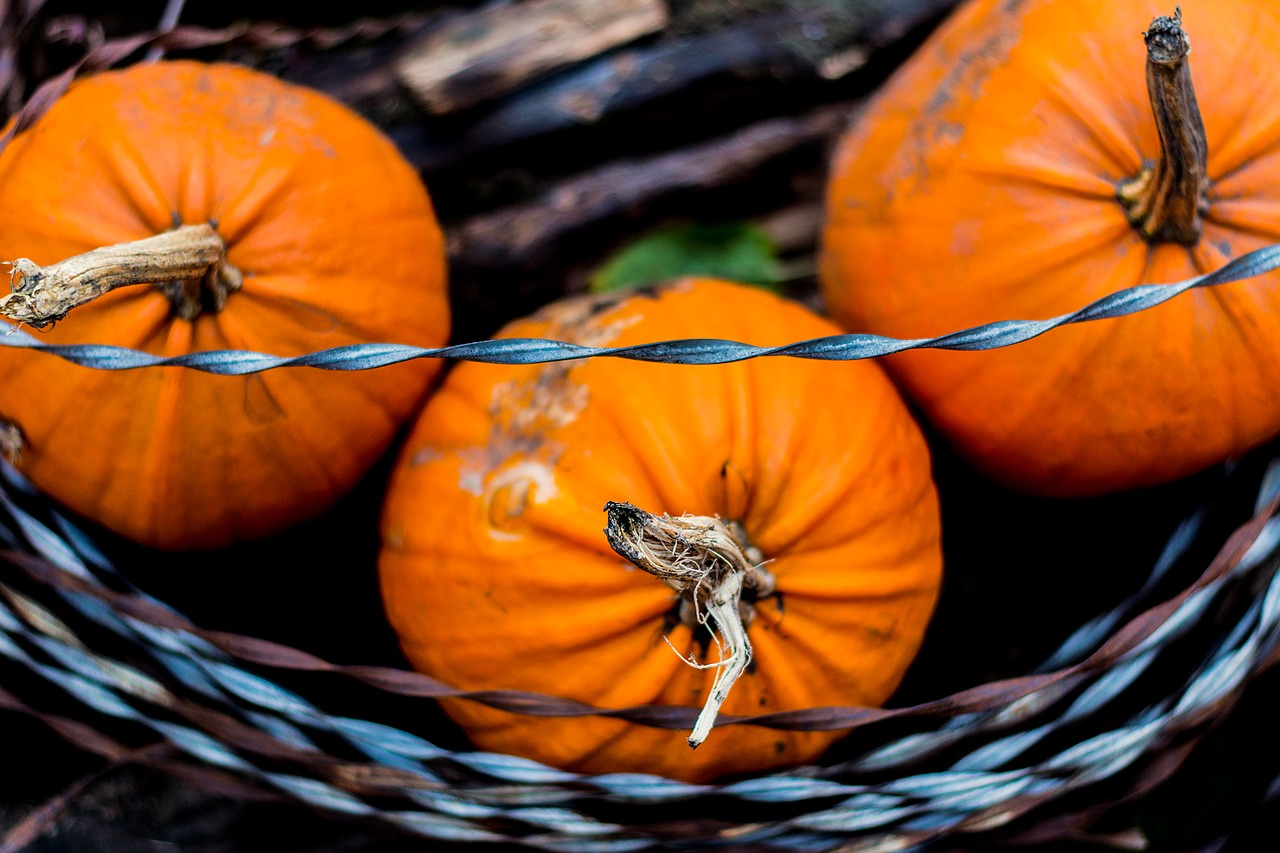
(862, 615, 898, 643)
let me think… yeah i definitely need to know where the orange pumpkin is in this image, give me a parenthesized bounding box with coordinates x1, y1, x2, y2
(821, 1, 1280, 496)
(0, 61, 449, 549)
(379, 279, 942, 781)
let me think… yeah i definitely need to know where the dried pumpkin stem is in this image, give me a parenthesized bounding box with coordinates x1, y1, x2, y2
(1117, 7, 1209, 245)
(603, 500, 774, 749)
(0, 224, 241, 328)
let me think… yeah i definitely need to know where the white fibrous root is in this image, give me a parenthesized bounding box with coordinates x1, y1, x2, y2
(602, 500, 775, 749)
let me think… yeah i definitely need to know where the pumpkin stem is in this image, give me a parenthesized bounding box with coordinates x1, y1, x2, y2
(0, 224, 241, 328)
(1117, 8, 1209, 245)
(603, 500, 775, 749)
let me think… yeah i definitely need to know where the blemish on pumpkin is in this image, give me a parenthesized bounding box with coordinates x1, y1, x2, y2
(863, 615, 899, 643)
(481, 587, 510, 614)
(483, 461, 559, 538)
(457, 449, 487, 496)
(0, 416, 26, 465)
(950, 220, 982, 256)
(455, 292, 640, 514)
(932, 121, 965, 144)
(243, 375, 286, 426)
(486, 482, 530, 539)
(773, 741, 786, 754)
(412, 446, 445, 468)
(897, 25, 1022, 196)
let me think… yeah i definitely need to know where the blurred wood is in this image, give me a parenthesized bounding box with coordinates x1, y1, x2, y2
(0, 0, 48, 114)
(755, 202, 825, 255)
(395, 0, 668, 115)
(0, 768, 103, 853)
(448, 102, 852, 270)
(282, 0, 960, 170)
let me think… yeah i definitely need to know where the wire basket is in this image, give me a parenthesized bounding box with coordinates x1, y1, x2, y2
(4, 4, 1280, 850)
(3, 318, 1280, 851)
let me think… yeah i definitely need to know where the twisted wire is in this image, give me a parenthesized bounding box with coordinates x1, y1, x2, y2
(4, 457, 1280, 850)
(3, 239, 1280, 847)
(3, 243, 1279, 372)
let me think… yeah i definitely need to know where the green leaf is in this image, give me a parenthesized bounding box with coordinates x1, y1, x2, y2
(589, 221, 784, 294)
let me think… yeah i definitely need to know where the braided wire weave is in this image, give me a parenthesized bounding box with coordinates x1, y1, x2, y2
(2, 451, 1279, 850)
(3, 244, 1280, 847)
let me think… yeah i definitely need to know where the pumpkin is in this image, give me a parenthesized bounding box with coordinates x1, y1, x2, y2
(820, 1, 1280, 496)
(378, 279, 942, 781)
(0, 60, 449, 549)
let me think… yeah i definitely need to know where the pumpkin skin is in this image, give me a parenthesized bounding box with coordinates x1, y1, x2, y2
(820, 0, 1280, 496)
(0, 61, 449, 549)
(379, 279, 942, 782)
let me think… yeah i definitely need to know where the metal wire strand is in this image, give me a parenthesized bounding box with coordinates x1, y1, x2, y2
(3, 243, 1279, 373)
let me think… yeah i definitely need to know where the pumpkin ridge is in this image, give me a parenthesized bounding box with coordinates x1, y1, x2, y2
(425, 573, 679, 690)
(554, 650, 700, 767)
(1020, 61, 1145, 181)
(86, 127, 175, 238)
(1197, 3, 1280, 179)
(578, 389, 670, 507)
(739, 381, 926, 557)
(8, 366, 110, 500)
(1205, 123, 1280, 188)
(740, 626, 838, 720)
(747, 609, 890, 710)
(575, 367, 688, 513)
(172, 120, 211, 225)
(223, 284, 349, 338)
(137, 324, 193, 544)
(715, 363, 754, 525)
(774, 535, 943, 602)
(206, 159, 298, 248)
(211, 291, 432, 434)
(1190, 272, 1280, 451)
(751, 464, 896, 561)
(968, 216, 1137, 313)
(967, 154, 1118, 201)
(255, 367, 385, 494)
(928, 293, 1137, 477)
(193, 305, 296, 430)
(740, 347, 781, 533)
(521, 495, 634, 556)
(55, 284, 174, 348)
(1202, 197, 1280, 243)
